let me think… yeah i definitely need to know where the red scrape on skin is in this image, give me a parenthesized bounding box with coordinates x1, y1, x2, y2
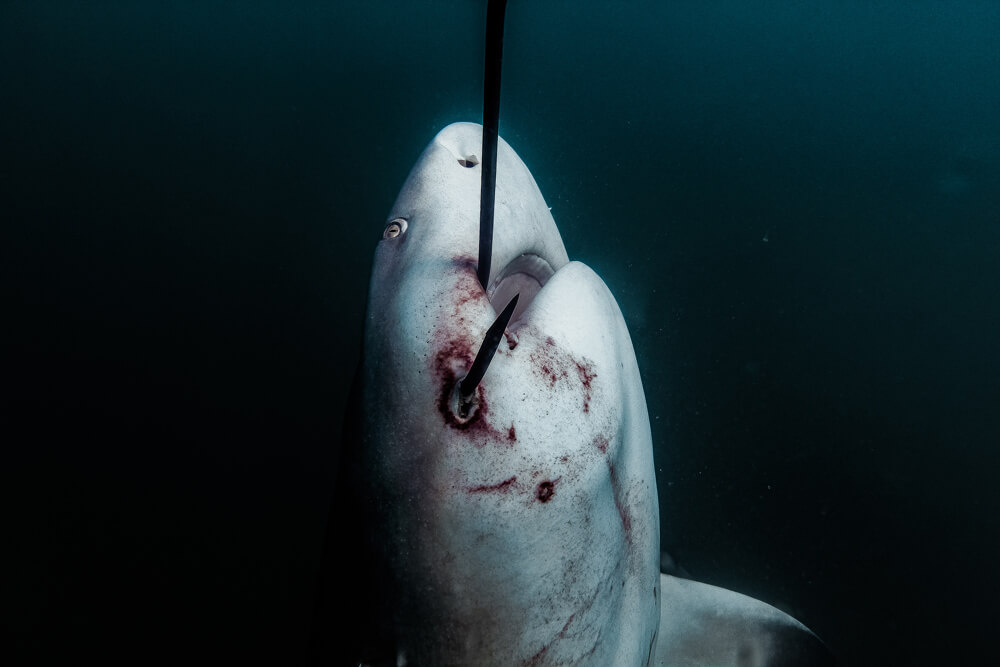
(593, 435, 609, 454)
(523, 584, 600, 665)
(558, 613, 576, 638)
(535, 477, 561, 503)
(525, 643, 549, 666)
(575, 360, 597, 413)
(528, 331, 597, 413)
(508, 424, 516, 441)
(467, 476, 517, 494)
(540, 362, 568, 387)
(453, 282, 481, 310)
(446, 257, 490, 323)
(449, 257, 484, 308)
(531, 335, 567, 387)
(607, 460, 633, 545)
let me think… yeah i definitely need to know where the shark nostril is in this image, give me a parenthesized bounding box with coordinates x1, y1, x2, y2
(458, 155, 479, 168)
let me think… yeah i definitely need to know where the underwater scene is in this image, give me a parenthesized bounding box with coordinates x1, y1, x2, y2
(4, 1, 998, 665)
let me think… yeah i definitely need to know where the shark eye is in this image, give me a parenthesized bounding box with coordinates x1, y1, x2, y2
(383, 218, 407, 240)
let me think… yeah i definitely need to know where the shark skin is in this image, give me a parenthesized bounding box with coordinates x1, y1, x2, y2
(333, 122, 833, 666)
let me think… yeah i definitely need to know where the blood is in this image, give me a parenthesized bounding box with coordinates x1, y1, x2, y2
(467, 476, 517, 494)
(536, 478, 560, 503)
(443, 258, 485, 332)
(525, 644, 548, 666)
(433, 335, 511, 447)
(558, 613, 576, 637)
(434, 338, 479, 431)
(527, 329, 597, 414)
(575, 360, 597, 413)
(607, 460, 633, 545)
(453, 277, 482, 309)
(429, 259, 516, 443)
(524, 587, 600, 664)
(504, 330, 518, 350)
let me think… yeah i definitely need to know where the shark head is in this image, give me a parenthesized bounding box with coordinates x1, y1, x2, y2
(325, 122, 833, 667)
(370, 121, 569, 328)
(358, 122, 661, 664)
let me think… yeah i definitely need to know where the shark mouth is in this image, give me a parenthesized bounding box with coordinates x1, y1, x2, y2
(486, 253, 557, 325)
(450, 250, 558, 420)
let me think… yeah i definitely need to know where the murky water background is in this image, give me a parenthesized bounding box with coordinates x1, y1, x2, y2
(5, 2, 998, 664)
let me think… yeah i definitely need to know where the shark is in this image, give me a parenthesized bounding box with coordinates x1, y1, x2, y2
(310, 4, 832, 664)
(312, 122, 834, 666)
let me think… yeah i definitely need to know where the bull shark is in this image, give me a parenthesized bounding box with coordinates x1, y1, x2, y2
(311, 3, 832, 663)
(311, 122, 833, 666)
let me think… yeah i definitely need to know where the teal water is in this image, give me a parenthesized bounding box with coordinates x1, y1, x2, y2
(4, 2, 999, 664)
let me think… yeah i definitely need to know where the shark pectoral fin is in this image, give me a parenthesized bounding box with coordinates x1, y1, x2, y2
(655, 574, 835, 667)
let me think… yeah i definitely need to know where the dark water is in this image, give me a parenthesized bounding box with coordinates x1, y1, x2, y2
(4, 1, 998, 664)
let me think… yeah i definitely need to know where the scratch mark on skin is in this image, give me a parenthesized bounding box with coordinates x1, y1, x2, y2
(593, 436, 633, 546)
(607, 460, 633, 545)
(467, 476, 518, 494)
(522, 582, 601, 665)
(524, 643, 548, 666)
(574, 360, 597, 413)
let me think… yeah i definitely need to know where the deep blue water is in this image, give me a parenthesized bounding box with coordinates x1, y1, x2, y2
(4, 2, 998, 664)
